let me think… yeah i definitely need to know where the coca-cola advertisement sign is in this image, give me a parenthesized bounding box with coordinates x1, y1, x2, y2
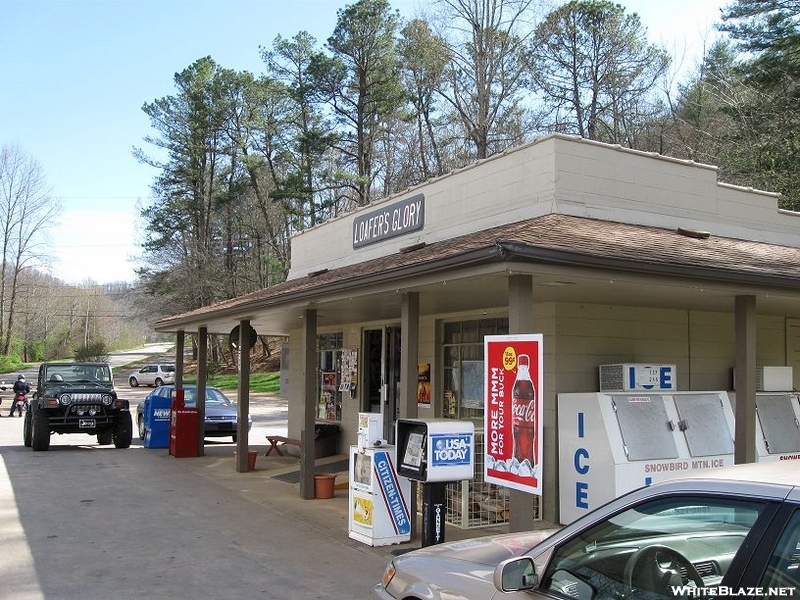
(484, 334, 543, 495)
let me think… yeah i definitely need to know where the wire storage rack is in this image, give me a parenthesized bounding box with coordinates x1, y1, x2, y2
(415, 430, 541, 528)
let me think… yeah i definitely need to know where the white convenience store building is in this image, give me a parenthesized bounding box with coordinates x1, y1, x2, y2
(155, 134, 800, 529)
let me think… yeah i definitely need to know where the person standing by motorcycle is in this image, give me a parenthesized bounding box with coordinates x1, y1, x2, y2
(9, 374, 30, 417)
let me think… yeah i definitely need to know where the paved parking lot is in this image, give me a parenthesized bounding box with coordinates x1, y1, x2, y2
(0, 391, 395, 600)
(0, 349, 511, 598)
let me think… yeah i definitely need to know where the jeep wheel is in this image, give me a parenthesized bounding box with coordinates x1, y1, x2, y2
(129, 377, 139, 387)
(137, 414, 145, 440)
(31, 409, 50, 451)
(97, 430, 113, 445)
(114, 412, 133, 449)
(23, 411, 32, 447)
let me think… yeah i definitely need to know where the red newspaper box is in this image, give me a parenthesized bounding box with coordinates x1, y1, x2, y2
(169, 388, 199, 458)
(169, 408, 198, 457)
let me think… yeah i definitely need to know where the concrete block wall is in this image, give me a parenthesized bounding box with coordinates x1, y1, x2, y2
(285, 317, 441, 448)
(416, 314, 437, 419)
(553, 304, 690, 392)
(552, 138, 798, 245)
(288, 139, 557, 278)
(284, 304, 794, 466)
(288, 135, 800, 280)
(551, 304, 791, 395)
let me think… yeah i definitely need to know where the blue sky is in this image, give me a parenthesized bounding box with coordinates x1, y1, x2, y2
(1, 0, 724, 284)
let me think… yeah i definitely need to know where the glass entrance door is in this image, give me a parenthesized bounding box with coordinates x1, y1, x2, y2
(384, 327, 401, 443)
(362, 326, 401, 444)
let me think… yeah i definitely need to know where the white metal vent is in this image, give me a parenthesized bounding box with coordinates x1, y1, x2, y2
(599, 364, 676, 392)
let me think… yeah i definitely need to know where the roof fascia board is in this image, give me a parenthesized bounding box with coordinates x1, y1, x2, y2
(497, 241, 800, 290)
(154, 245, 505, 331)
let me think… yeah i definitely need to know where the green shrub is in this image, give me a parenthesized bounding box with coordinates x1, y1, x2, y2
(74, 341, 110, 362)
(0, 354, 22, 373)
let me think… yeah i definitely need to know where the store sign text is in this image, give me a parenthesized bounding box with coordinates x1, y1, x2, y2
(352, 194, 424, 248)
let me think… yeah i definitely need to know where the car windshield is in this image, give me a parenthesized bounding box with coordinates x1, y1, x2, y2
(182, 388, 233, 406)
(541, 495, 767, 599)
(45, 365, 113, 385)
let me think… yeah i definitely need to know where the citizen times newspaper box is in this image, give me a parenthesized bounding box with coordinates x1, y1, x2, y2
(348, 413, 412, 547)
(348, 445, 412, 547)
(396, 418, 475, 546)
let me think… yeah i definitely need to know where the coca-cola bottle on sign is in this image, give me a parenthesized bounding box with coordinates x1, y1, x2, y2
(511, 354, 537, 466)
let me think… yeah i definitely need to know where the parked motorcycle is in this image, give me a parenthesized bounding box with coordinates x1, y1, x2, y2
(13, 391, 28, 415)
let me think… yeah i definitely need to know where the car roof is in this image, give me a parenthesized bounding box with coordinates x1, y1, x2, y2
(628, 460, 800, 505)
(553, 460, 800, 538)
(46, 362, 109, 367)
(158, 384, 219, 391)
(679, 459, 800, 487)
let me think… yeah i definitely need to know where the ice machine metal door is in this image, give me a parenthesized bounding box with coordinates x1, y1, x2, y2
(672, 393, 734, 457)
(757, 394, 800, 454)
(612, 395, 679, 460)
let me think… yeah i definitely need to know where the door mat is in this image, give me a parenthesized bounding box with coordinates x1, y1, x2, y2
(272, 459, 350, 484)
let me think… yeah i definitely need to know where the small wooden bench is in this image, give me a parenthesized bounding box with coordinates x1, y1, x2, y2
(265, 435, 300, 457)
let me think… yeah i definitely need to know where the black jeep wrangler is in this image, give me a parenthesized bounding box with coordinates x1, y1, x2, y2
(24, 362, 132, 451)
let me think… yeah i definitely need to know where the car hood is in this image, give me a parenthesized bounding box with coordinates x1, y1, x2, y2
(138, 400, 249, 421)
(397, 528, 558, 566)
(202, 405, 236, 418)
(387, 529, 558, 599)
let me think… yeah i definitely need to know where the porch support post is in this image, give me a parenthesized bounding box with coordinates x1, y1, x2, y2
(399, 292, 420, 538)
(300, 308, 317, 499)
(508, 275, 537, 531)
(399, 292, 420, 421)
(196, 326, 208, 457)
(235, 319, 251, 473)
(174, 331, 185, 388)
(735, 295, 757, 464)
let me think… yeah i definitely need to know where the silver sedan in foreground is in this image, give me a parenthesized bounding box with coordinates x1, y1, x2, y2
(376, 460, 800, 599)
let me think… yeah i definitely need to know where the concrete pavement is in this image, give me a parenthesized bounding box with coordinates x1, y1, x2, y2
(0, 392, 510, 599)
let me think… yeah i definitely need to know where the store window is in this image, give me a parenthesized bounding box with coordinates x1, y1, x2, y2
(318, 332, 343, 422)
(442, 318, 508, 421)
(440, 317, 517, 529)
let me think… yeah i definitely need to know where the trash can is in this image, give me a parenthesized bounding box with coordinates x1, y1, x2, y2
(169, 408, 199, 458)
(143, 396, 171, 448)
(314, 423, 340, 458)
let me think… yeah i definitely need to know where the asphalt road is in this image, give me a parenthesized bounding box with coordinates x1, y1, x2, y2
(0, 418, 385, 599)
(0, 343, 177, 398)
(0, 346, 388, 599)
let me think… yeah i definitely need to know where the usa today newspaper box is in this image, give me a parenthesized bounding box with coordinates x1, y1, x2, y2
(396, 418, 475, 546)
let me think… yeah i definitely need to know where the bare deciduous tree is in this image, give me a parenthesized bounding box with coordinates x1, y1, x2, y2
(0, 144, 61, 354)
(531, 0, 670, 145)
(435, 0, 537, 159)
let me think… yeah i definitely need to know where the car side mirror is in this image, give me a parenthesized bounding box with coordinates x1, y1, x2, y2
(493, 556, 538, 592)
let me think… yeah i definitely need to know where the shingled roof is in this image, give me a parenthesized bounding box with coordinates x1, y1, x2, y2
(155, 213, 800, 329)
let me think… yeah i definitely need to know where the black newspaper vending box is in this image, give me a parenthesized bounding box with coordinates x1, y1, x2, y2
(395, 419, 475, 546)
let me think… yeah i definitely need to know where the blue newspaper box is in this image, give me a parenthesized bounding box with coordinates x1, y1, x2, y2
(143, 395, 172, 448)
